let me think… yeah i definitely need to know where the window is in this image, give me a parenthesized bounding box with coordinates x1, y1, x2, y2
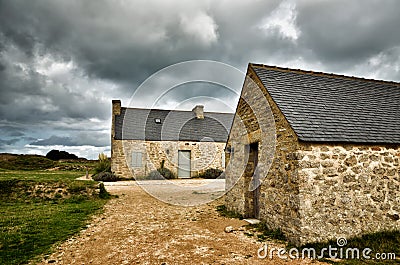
(131, 152, 142, 167)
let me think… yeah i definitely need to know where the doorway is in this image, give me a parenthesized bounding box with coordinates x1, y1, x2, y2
(244, 142, 260, 218)
(178, 150, 191, 178)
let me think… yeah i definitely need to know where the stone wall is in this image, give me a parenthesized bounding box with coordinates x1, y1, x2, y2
(225, 70, 303, 244)
(111, 139, 226, 178)
(225, 69, 400, 246)
(297, 143, 400, 244)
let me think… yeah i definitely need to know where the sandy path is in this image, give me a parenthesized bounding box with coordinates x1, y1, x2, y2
(36, 182, 325, 264)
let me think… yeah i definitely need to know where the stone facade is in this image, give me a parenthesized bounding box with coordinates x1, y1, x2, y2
(297, 143, 400, 244)
(111, 138, 226, 178)
(225, 68, 400, 245)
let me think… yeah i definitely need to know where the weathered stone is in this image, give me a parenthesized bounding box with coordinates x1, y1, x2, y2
(224, 226, 234, 233)
(320, 153, 330, 160)
(321, 161, 334, 168)
(351, 166, 362, 174)
(344, 156, 357, 166)
(343, 174, 356, 183)
(323, 168, 338, 177)
(369, 155, 380, 161)
(320, 146, 329, 152)
(373, 167, 386, 176)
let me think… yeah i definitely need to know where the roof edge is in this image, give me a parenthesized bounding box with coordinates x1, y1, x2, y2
(120, 106, 234, 115)
(298, 138, 400, 146)
(249, 63, 400, 87)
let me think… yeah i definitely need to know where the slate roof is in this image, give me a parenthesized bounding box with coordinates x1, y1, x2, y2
(251, 64, 400, 144)
(114, 107, 234, 142)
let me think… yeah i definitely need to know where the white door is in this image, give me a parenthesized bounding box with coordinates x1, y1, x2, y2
(178, 150, 191, 178)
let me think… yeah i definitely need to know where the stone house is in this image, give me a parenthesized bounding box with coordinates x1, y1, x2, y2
(225, 63, 400, 245)
(111, 100, 233, 179)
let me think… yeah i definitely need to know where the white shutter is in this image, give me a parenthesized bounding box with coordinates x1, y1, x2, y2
(132, 152, 142, 167)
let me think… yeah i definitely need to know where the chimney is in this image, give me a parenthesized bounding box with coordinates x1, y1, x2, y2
(111, 100, 121, 140)
(192, 105, 204, 119)
(112, 100, 121, 116)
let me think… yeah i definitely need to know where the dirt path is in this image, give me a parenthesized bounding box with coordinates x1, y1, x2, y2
(37, 182, 326, 265)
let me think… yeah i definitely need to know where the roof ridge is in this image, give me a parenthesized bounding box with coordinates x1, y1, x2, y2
(250, 63, 400, 87)
(121, 106, 234, 115)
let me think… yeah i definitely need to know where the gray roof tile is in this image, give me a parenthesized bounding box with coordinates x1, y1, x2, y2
(252, 64, 400, 144)
(115, 107, 234, 142)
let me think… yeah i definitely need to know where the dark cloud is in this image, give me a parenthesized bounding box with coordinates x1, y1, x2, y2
(0, 0, 399, 158)
(0, 138, 20, 147)
(296, 0, 400, 69)
(30, 132, 109, 147)
(30, 136, 76, 146)
(0, 125, 25, 137)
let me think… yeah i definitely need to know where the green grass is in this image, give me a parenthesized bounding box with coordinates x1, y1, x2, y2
(0, 199, 106, 265)
(247, 222, 287, 242)
(0, 153, 97, 172)
(0, 168, 110, 265)
(0, 170, 83, 182)
(216, 205, 243, 219)
(0, 155, 56, 170)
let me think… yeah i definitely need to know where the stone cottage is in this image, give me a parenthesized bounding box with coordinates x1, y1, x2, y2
(225, 63, 400, 245)
(111, 100, 233, 179)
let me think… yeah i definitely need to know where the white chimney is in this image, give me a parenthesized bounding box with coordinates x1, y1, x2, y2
(192, 105, 204, 119)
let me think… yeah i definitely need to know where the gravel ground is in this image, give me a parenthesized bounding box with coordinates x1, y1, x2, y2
(36, 180, 327, 265)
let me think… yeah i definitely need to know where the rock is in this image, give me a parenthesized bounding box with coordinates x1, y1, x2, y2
(224, 226, 234, 233)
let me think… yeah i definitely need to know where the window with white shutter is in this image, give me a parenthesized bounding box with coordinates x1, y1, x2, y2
(131, 152, 143, 167)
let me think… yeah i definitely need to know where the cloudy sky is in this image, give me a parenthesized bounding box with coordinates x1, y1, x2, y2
(1, 0, 400, 159)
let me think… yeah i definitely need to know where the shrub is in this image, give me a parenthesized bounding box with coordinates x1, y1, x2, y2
(145, 167, 177, 180)
(92, 172, 119, 182)
(158, 167, 176, 179)
(197, 168, 224, 179)
(146, 170, 163, 180)
(93, 153, 111, 175)
(46, 149, 79, 161)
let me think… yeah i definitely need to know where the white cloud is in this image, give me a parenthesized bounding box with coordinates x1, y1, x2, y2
(349, 46, 400, 81)
(259, 0, 300, 41)
(180, 12, 219, 45)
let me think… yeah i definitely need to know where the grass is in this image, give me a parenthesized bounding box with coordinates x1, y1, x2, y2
(247, 222, 287, 242)
(0, 154, 56, 170)
(0, 199, 106, 265)
(216, 205, 243, 219)
(0, 170, 82, 182)
(0, 153, 97, 172)
(0, 167, 111, 265)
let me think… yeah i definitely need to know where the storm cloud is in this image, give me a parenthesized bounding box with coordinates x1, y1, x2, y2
(0, 0, 399, 158)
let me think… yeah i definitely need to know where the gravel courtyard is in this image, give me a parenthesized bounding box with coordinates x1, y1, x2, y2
(36, 180, 325, 265)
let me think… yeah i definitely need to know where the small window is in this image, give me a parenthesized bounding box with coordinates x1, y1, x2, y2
(154, 118, 162, 124)
(131, 152, 142, 167)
